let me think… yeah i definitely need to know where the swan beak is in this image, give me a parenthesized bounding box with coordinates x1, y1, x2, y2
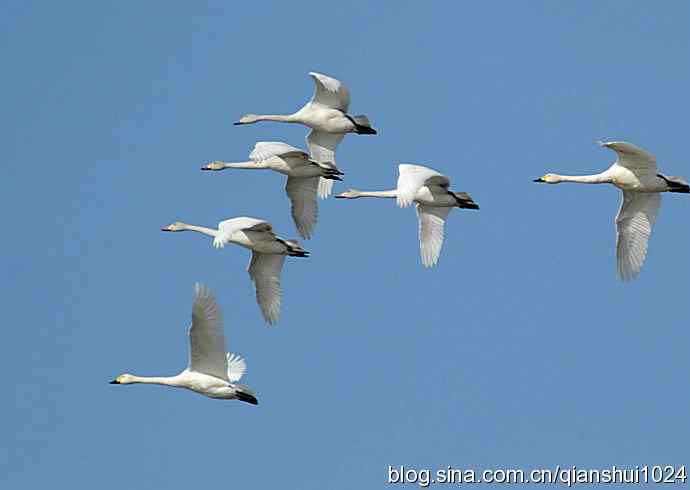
(109, 379, 120, 384)
(533, 177, 545, 183)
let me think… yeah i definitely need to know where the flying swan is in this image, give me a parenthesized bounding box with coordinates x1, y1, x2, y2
(110, 283, 258, 404)
(336, 164, 479, 267)
(202, 141, 344, 238)
(534, 141, 688, 281)
(234, 72, 377, 197)
(161, 217, 309, 325)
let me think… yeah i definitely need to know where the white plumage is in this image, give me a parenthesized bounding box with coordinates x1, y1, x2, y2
(202, 142, 343, 239)
(110, 284, 257, 404)
(162, 217, 309, 325)
(535, 140, 688, 281)
(336, 164, 479, 268)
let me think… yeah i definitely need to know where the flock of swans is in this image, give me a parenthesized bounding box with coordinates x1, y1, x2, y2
(111, 72, 688, 403)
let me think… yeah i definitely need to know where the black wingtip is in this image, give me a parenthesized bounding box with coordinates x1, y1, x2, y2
(356, 127, 378, 135)
(236, 392, 258, 405)
(233, 122, 244, 126)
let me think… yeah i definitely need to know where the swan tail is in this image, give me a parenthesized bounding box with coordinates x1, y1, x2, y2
(452, 192, 480, 210)
(281, 238, 310, 258)
(234, 385, 258, 405)
(348, 114, 377, 135)
(657, 174, 689, 193)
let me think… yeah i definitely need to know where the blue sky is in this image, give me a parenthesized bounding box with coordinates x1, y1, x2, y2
(1, 1, 689, 488)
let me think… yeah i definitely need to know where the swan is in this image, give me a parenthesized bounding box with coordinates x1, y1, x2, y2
(110, 283, 258, 404)
(335, 164, 479, 267)
(201, 141, 344, 239)
(161, 217, 309, 325)
(534, 140, 688, 281)
(234, 72, 377, 198)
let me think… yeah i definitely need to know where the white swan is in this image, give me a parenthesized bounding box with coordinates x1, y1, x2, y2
(535, 140, 688, 281)
(110, 283, 257, 404)
(201, 141, 343, 239)
(234, 72, 377, 198)
(161, 217, 309, 325)
(336, 164, 479, 267)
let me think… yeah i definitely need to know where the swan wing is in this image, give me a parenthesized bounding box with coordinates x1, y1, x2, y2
(308, 72, 350, 111)
(397, 164, 450, 208)
(615, 191, 661, 282)
(285, 176, 319, 239)
(599, 141, 657, 174)
(247, 252, 285, 326)
(187, 283, 228, 380)
(249, 142, 307, 163)
(306, 129, 345, 199)
(416, 205, 452, 268)
(225, 353, 247, 382)
(214, 217, 273, 248)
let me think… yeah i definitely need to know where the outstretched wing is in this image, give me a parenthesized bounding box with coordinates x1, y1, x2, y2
(188, 283, 228, 380)
(308, 72, 350, 111)
(225, 353, 247, 383)
(286, 176, 319, 239)
(615, 191, 661, 282)
(214, 217, 273, 249)
(247, 252, 286, 326)
(599, 141, 657, 174)
(416, 205, 452, 268)
(397, 164, 450, 208)
(306, 129, 345, 199)
(249, 142, 307, 163)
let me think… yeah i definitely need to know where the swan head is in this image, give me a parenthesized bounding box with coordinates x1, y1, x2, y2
(533, 173, 561, 184)
(235, 113, 260, 125)
(335, 189, 362, 199)
(161, 221, 187, 232)
(201, 161, 225, 171)
(110, 374, 136, 384)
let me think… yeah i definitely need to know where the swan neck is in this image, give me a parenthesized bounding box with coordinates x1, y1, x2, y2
(129, 375, 180, 387)
(554, 173, 610, 184)
(183, 224, 219, 237)
(357, 190, 397, 198)
(219, 161, 262, 169)
(254, 114, 298, 123)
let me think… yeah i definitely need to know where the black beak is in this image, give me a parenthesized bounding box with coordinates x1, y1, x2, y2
(334, 195, 346, 199)
(233, 121, 244, 126)
(161, 227, 171, 231)
(200, 166, 211, 171)
(533, 177, 545, 183)
(109, 379, 120, 384)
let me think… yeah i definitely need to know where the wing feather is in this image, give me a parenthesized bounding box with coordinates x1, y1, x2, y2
(308, 72, 350, 111)
(306, 129, 345, 199)
(188, 283, 228, 380)
(615, 191, 661, 282)
(285, 176, 319, 239)
(249, 142, 307, 163)
(416, 205, 452, 268)
(247, 253, 286, 326)
(397, 164, 450, 208)
(599, 141, 657, 174)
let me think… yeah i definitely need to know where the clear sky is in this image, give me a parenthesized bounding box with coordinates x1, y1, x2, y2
(1, 1, 689, 488)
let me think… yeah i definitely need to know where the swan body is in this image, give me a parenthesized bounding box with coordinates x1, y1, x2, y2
(110, 284, 257, 404)
(161, 218, 308, 325)
(234, 72, 376, 198)
(535, 140, 688, 281)
(202, 142, 343, 238)
(336, 164, 479, 267)
(234, 72, 376, 135)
